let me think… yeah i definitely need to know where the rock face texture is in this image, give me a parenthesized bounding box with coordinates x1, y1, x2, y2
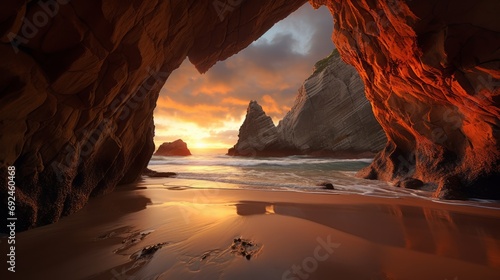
(154, 139, 191, 156)
(229, 49, 386, 157)
(228, 101, 296, 156)
(278, 49, 386, 156)
(0, 0, 499, 231)
(0, 0, 307, 231)
(312, 0, 500, 199)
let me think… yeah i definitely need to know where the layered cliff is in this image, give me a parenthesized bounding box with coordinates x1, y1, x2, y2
(0, 0, 307, 231)
(311, 0, 500, 198)
(229, 49, 386, 157)
(228, 101, 280, 156)
(278, 49, 387, 156)
(228, 101, 300, 156)
(154, 139, 191, 156)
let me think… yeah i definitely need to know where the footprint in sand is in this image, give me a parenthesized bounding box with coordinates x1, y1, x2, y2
(180, 249, 231, 272)
(230, 237, 262, 260)
(130, 242, 169, 260)
(113, 229, 156, 255)
(180, 237, 263, 272)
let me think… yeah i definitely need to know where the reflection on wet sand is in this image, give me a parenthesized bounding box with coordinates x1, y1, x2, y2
(234, 200, 500, 268)
(12, 188, 153, 278)
(10, 181, 500, 280)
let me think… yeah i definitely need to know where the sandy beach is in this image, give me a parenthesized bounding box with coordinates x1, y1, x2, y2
(3, 177, 499, 280)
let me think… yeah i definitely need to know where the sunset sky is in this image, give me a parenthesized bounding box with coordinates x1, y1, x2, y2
(153, 3, 334, 152)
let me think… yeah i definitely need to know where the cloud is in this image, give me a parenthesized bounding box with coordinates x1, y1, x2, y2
(261, 94, 289, 115)
(222, 97, 250, 106)
(154, 3, 334, 150)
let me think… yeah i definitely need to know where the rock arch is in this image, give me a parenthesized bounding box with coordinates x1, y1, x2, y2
(0, 0, 498, 230)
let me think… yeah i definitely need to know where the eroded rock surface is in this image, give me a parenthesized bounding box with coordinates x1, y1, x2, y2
(229, 50, 386, 157)
(278, 49, 386, 157)
(0, 0, 307, 231)
(312, 0, 499, 198)
(227, 101, 294, 156)
(0, 0, 498, 231)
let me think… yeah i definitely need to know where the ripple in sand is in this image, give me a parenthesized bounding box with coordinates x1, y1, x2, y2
(180, 249, 232, 272)
(95, 226, 132, 241)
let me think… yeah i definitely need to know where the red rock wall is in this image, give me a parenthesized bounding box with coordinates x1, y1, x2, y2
(0, 0, 307, 231)
(311, 0, 499, 198)
(1, 0, 499, 231)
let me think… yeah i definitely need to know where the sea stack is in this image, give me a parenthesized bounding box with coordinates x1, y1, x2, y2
(278, 49, 386, 157)
(229, 49, 386, 157)
(154, 139, 192, 156)
(228, 101, 294, 156)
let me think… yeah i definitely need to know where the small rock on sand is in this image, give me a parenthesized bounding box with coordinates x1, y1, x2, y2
(317, 182, 335, 190)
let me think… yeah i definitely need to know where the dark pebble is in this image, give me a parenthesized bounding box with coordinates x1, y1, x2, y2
(324, 183, 334, 190)
(317, 182, 335, 189)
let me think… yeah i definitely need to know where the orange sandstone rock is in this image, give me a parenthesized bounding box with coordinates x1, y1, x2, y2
(311, 0, 499, 198)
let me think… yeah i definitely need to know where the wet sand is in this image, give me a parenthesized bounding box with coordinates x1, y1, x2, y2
(5, 178, 500, 280)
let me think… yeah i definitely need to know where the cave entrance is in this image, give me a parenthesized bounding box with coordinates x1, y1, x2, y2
(152, 3, 334, 155)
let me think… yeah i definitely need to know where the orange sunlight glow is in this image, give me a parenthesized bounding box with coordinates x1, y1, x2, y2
(153, 115, 243, 153)
(150, 3, 336, 153)
(261, 94, 289, 114)
(190, 141, 212, 150)
(221, 97, 250, 106)
(156, 96, 229, 114)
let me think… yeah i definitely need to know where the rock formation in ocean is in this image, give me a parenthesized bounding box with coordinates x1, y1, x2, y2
(229, 49, 387, 157)
(228, 101, 297, 156)
(154, 139, 191, 156)
(0, 0, 498, 231)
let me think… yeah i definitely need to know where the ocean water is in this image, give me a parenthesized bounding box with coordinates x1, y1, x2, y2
(148, 154, 422, 197)
(147, 154, 500, 209)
